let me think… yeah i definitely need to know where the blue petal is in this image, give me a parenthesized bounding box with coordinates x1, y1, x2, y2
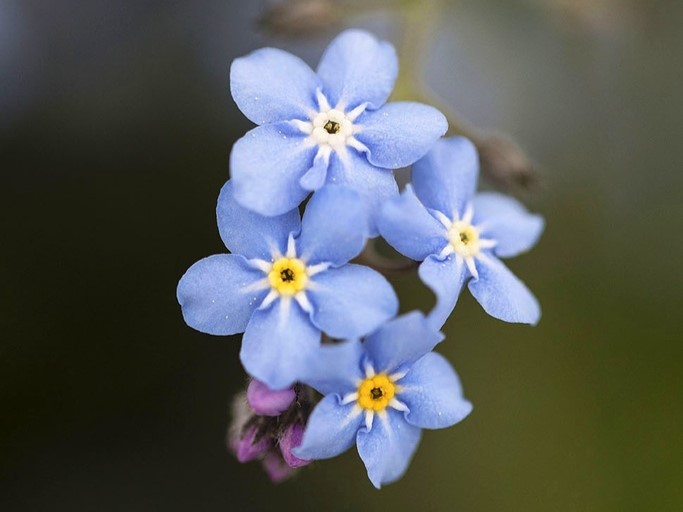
(299, 150, 329, 191)
(230, 47, 320, 125)
(377, 185, 448, 261)
(240, 299, 321, 389)
(364, 312, 443, 374)
(292, 395, 363, 460)
(356, 409, 422, 488)
(216, 180, 301, 260)
(468, 255, 541, 325)
(418, 254, 468, 331)
(355, 102, 447, 169)
(326, 151, 398, 237)
(316, 29, 398, 110)
(177, 254, 265, 335)
(473, 192, 545, 258)
(399, 352, 473, 429)
(298, 186, 368, 266)
(299, 340, 365, 396)
(309, 264, 398, 339)
(230, 123, 316, 216)
(412, 137, 479, 219)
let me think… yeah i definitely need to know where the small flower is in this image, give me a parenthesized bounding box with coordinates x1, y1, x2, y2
(247, 379, 296, 416)
(293, 312, 472, 488)
(229, 29, 448, 234)
(377, 137, 544, 328)
(177, 181, 398, 389)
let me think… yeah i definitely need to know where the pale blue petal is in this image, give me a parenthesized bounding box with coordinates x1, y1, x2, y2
(230, 123, 316, 216)
(309, 264, 398, 339)
(468, 255, 541, 325)
(412, 137, 479, 219)
(292, 395, 363, 460)
(216, 180, 300, 260)
(473, 192, 545, 258)
(364, 312, 443, 374)
(177, 254, 265, 335)
(240, 299, 321, 389)
(299, 150, 329, 191)
(357, 409, 422, 489)
(399, 352, 473, 430)
(299, 340, 365, 395)
(230, 47, 320, 125)
(377, 185, 448, 261)
(298, 186, 367, 266)
(418, 254, 468, 331)
(326, 151, 398, 237)
(355, 102, 447, 169)
(316, 29, 397, 110)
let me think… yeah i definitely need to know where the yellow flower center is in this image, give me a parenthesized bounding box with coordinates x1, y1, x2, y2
(448, 221, 481, 258)
(357, 374, 396, 412)
(268, 258, 308, 295)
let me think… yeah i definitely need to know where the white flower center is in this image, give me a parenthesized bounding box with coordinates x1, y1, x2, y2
(434, 206, 498, 280)
(448, 221, 481, 258)
(291, 90, 368, 161)
(311, 108, 354, 150)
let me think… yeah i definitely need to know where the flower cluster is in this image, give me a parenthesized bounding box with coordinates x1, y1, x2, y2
(177, 29, 544, 488)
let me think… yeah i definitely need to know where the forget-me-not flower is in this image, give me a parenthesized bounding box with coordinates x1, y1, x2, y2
(293, 312, 472, 488)
(177, 181, 398, 389)
(229, 29, 448, 234)
(377, 137, 544, 329)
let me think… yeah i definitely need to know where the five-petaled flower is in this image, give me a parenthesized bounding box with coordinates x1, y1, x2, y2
(229, 29, 448, 234)
(293, 312, 472, 488)
(378, 137, 544, 329)
(177, 181, 398, 389)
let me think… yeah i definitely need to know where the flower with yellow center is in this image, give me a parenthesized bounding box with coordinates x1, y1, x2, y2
(246, 234, 329, 315)
(268, 257, 309, 296)
(357, 373, 396, 412)
(340, 364, 409, 431)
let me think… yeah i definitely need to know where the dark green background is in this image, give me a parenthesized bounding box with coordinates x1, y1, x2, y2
(1, 0, 681, 510)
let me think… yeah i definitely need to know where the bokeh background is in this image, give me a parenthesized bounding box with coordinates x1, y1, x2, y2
(1, 0, 681, 510)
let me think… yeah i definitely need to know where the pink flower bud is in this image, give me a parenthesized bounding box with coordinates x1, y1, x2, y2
(247, 379, 296, 416)
(279, 423, 311, 468)
(234, 426, 270, 463)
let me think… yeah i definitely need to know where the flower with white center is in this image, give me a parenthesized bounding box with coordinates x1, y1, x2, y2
(229, 29, 448, 235)
(377, 137, 545, 329)
(293, 312, 473, 489)
(176, 181, 398, 389)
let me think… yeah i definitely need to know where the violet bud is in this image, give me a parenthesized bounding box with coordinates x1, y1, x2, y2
(234, 426, 270, 463)
(279, 423, 311, 468)
(247, 379, 296, 416)
(262, 452, 297, 483)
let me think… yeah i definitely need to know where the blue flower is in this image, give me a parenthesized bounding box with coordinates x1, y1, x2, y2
(177, 181, 398, 389)
(377, 137, 544, 329)
(293, 312, 472, 488)
(229, 29, 448, 234)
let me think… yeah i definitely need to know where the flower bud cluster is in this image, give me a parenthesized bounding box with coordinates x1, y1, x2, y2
(228, 380, 316, 482)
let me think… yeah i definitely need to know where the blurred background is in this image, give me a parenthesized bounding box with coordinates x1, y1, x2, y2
(1, 0, 681, 510)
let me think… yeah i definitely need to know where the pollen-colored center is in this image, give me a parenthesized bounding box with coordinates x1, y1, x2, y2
(323, 120, 340, 134)
(449, 221, 480, 257)
(268, 258, 308, 295)
(357, 374, 396, 412)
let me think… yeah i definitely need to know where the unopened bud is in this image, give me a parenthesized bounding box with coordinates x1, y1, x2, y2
(258, 0, 341, 37)
(262, 452, 297, 483)
(247, 379, 296, 416)
(279, 423, 311, 468)
(475, 134, 540, 193)
(234, 426, 271, 463)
